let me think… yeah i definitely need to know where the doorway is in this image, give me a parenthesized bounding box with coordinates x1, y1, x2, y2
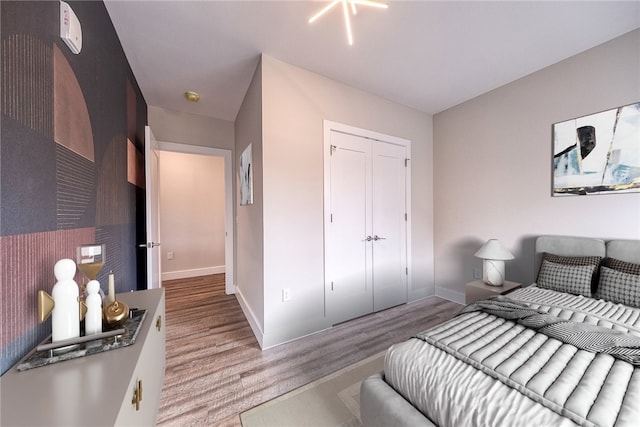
(156, 141, 235, 294)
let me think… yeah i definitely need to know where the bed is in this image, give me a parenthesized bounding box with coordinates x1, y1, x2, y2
(360, 236, 640, 427)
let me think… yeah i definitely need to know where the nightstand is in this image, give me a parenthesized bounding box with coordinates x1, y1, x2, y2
(465, 280, 521, 304)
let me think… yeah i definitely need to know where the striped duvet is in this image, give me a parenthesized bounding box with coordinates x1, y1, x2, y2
(384, 287, 640, 427)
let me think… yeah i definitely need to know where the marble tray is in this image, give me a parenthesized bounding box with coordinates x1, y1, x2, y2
(16, 309, 147, 371)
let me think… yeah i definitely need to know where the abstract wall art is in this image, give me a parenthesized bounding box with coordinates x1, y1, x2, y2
(239, 143, 253, 206)
(552, 102, 640, 196)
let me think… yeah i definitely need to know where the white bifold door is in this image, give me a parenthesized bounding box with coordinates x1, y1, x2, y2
(325, 129, 409, 325)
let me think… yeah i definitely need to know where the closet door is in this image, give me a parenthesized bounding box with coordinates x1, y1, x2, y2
(372, 142, 408, 311)
(325, 131, 373, 324)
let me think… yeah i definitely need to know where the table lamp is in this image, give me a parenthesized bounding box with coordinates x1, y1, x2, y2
(474, 239, 514, 286)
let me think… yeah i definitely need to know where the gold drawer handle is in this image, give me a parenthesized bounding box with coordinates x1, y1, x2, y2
(156, 315, 162, 332)
(131, 380, 143, 411)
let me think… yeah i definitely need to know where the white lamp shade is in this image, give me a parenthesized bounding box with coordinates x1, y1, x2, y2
(474, 239, 514, 260)
(475, 239, 514, 287)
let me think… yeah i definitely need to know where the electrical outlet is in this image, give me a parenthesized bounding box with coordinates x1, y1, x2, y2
(167, 252, 174, 260)
(473, 268, 482, 279)
(282, 288, 291, 302)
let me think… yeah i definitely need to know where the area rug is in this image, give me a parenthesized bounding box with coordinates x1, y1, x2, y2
(240, 351, 385, 427)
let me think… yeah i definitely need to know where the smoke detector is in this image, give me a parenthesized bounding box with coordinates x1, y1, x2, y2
(60, 1, 82, 54)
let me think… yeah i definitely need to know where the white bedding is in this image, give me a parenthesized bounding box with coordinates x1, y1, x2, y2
(385, 287, 640, 427)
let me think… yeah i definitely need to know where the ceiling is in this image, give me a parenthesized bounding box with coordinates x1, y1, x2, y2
(104, 1, 640, 122)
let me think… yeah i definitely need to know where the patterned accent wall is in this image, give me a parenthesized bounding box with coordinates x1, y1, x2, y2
(0, 1, 147, 374)
(56, 144, 96, 230)
(1, 35, 53, 137)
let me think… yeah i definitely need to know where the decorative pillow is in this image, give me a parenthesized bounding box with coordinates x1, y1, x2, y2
(537, 253, 602, 293)
(595, 266, 640, 308)
(602, 258, 640, 275)
(536, 260, 596, 297)
(541, 253, 602, 267)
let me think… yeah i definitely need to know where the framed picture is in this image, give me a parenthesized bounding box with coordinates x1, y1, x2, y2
(552, 102, 640, 196)
(239, 143, 253, 205)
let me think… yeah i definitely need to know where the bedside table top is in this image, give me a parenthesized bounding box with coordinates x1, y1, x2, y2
(465, 280, 522, 304)
(466, 280, 521, 292)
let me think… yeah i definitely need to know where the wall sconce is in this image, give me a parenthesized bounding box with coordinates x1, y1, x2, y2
(474, 239, 514, 286)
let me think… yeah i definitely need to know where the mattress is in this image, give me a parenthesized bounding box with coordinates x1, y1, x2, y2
(385, 287, 640, 427)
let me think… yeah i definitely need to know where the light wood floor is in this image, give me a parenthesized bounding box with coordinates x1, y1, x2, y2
(157, 274, 462, 426)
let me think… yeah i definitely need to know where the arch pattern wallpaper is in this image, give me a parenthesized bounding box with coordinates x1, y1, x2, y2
(0, 1, 147, 374)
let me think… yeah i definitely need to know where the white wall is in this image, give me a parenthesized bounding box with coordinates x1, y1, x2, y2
(258, 55, 433, 347)
(159, 151, 226, 280)
(433, 29, 640, 303)
(234, 60, 265, 342)
(148, 105, 234, 150)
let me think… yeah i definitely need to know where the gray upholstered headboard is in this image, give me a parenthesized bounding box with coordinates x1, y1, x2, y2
(535, 236, 606, 273)
(606, 240, 640, 264)
(534, 235, 640, 277)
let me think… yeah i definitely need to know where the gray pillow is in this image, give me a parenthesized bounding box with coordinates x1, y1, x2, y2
(595, 266, 640, 308)
(537, 260, 595, 297)
(538, 253, 602, 294)
(602, 258, 640, 275)
(541, 253, 602, 268)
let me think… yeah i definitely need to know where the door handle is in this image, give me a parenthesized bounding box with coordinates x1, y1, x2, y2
(373, 235, 386, 241)
(138, 242, 161, 248)
(131, 379, 143, 411)
(363, 236, 373, 242)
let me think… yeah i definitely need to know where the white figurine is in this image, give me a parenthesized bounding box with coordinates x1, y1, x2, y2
(51, 259, 80, 342)
(84, 280, 102, 335)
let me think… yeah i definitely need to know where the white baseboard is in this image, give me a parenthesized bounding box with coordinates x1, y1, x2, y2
(435, 287, 465, 305)
(162, 265, 225, 281)
(235, 287, 264, 348)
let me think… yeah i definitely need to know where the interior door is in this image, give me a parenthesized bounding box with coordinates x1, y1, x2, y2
(372, 142, 408, 311)
(325, 131, 373, 324)
(144, 126, 161, 289)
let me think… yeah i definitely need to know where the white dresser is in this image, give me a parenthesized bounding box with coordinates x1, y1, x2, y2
(0, 288, 165, 426)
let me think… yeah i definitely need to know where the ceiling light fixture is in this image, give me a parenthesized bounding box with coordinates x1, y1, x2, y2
(308, 0, 388, 46)
(184, 91, 200, 102)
